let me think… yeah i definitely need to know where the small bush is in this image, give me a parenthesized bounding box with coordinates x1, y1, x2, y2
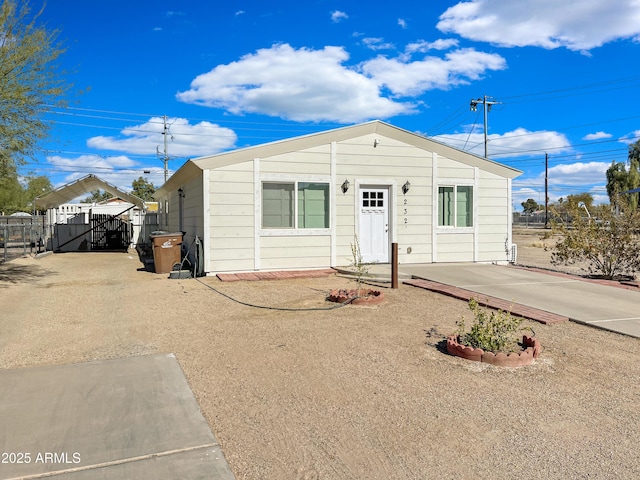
(456, 299, 525, 353)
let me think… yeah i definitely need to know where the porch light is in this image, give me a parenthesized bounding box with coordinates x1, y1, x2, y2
(341, 179, 350, 194)
(402, 180, 411, 195)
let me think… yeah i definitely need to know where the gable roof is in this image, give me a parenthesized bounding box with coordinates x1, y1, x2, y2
(34, 174, 145, 210)
(157, 120, 522, 195)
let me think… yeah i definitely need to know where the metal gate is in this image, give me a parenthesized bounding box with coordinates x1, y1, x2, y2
(90, 214, 131, 250)
(0, 216, 46, 263)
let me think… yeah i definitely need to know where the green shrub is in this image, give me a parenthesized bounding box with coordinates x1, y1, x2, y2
(456, 298, 525, 353)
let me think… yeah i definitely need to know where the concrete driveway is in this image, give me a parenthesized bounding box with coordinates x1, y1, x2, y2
(0, 354, 234, 479)
(400, 263, 640, 338)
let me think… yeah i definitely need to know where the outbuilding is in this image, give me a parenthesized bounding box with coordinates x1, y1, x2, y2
(154, 120, 521, 275)
(34, 175, 153, 252)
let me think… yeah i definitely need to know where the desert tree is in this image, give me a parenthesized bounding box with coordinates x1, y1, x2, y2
(606, 139, 640, 211)
(131, 176, 156, 201)
(0, 0, 69, 177)
(520, 198, 540, 214)
(83, 190, 113, 204)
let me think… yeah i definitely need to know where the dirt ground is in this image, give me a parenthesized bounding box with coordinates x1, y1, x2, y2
(1, 232, 639, 479)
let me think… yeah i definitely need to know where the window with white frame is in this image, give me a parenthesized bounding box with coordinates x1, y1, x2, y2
(262, 181, 330, 229)
(438, 185, 473, 227)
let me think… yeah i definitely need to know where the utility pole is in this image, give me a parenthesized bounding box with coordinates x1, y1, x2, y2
(545, 153, 549, 228)
(469, 95, 501, 158)
(158, 115, 170, 183)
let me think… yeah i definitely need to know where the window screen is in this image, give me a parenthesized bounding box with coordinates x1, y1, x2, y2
(456, 186, 473, 227)
(298, 183, 329, 228)
(262, 183, 293, 228)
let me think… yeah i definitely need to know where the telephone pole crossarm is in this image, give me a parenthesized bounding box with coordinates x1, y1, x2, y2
(469, 95, 501, 158)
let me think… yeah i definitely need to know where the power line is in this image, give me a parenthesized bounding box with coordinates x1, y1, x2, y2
(501, 76, 640, 104)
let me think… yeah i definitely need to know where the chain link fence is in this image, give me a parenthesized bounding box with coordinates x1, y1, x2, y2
(513, 212, 571, 228)
(0, 216, 47, 263)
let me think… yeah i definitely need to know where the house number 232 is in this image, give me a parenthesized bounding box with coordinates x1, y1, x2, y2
(403, 198, 408, 224)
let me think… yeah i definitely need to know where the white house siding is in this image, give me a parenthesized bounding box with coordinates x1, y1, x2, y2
(182, 174, 204, 245)
(436, 232, 475, 262)
(260, 235, 331, 270)
(434, 156, 476, 262)
(254, 145, 332, 270)
(164, 190, 180, 231)
(259, 145, 331, 176)
(476, 171, 511, 262)
(209, 163, 255, 272)
(434, 158, 512, 263)
(335, 133, 433, 265)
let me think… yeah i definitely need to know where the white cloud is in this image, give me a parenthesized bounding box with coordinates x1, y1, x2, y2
(176, 44, 507, 123)
(398, 19, 408, 29)
(48, 154, 135, 173)
(405, 39, 459, 54)
(512, 163, 610, 209)
(583, 131, 612, 140)
(545, 161, 609, 186)
(362, 37, 395, 51)
(235, 10, 245, 16)
(47, 155, 167, 193)
(86, 117, 237, 157)
(432, 128, 571, 158)
(512, 187, 545, 210)
(331, 10, 348, 23)
(176, 44, 415, 123)
(437, 0, 640, 51)
(362, 48, 506, 96)
(619, 130, 640, 144)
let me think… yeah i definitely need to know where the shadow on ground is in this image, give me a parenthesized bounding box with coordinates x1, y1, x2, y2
(0, 262, 56, 287)
(424, 327, 449, 355)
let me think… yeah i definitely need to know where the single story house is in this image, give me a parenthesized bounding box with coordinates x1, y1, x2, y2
(154, 120, 521, 276)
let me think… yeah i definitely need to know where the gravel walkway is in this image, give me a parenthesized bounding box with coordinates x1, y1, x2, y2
(1, 245, 639, 479)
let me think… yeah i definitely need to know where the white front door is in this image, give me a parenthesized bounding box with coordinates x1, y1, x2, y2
(358, 187, 390, 263)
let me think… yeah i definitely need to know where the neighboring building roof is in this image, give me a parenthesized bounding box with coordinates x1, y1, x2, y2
(157, 120, 522, 196)
(34, 174, 145, 210)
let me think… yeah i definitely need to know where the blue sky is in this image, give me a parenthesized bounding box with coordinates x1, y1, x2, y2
(24, 0, 640, 209)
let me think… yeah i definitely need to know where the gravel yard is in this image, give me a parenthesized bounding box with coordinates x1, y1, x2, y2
(1, 235, 639, 479)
